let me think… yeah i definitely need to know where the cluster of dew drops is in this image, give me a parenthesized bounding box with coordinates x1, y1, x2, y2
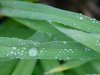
(79, 13, 98, 24)
(5, 39, 39, 58)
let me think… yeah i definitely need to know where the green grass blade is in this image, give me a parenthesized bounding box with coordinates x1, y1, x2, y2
(0, 1, 100, 34)
(52, 23, 100, 53)
(0, 59, 18, 75)
(0, 19, 37, 75)
(0, 19, 34, 39)
(29, 32, 64, 75)
(46, 60, 89, 74)
(81, 63, 98, 74)
(14, 19, 72, 41)
(41, 60, 64, 75)
(12, 33, 38, 75)
(90, 59, 100, 73)
(0, 37, 100, 60)
(12, 59, 36, 75)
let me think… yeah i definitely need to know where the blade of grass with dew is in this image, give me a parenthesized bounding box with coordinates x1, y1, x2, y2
(12, 18, 100, 74)
(0, 1, 100, 34)
(0, 19, 33, 74)
(12, 36, 37, 75)
(35, 24, 92, 74)
(15, 46, 37, 75)
(2, 19, 99, 59)
(31, 32, 90, 75)
(29, 32, 64, 75)
(51, 23, 100, 53)
(0, 19, 37, 75)
(19, 31, 100, 73)
(0, 37, 100, 60)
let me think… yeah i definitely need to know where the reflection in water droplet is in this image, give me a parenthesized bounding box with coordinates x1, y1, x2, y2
(28, 48, 38, 57)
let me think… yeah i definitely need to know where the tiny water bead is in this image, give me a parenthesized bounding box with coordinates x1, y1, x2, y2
(48, 20, 52, 23)
(62, 41, 67, 44)
(96, 40, 100, 46)
(79, 16, 83, 20)
(28, 48, 38, 57)
(12, 47, 17, 50)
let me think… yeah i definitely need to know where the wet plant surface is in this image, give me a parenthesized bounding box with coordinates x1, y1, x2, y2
(0, 0, 100, 75)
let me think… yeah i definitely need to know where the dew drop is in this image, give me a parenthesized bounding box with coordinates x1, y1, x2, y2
(63, 41, 67, 44)
(66, 57, 70, 60)
(28, 48, 38, 57)
(48, 20, 52, 23)
(10, 51, 14, 54)
(92, 21, 95, 23)
(80, 16, 83, 20)
(22, 47, 26, 50)
(12, 47, 17, 50)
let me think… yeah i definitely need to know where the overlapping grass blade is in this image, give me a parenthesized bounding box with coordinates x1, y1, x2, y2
(0, 19, 37, 75)
(46, 60, 89, 74)
(90, 59, 100, 73)
(73, 66, 86, 75)
(0, 1, 100, 34)
(12, 59, 36, 75)
(0, 19, 34, 39)
(14, 19, 72, 41)
(29, 32, 64, 75)
(81, 63, 98, 74)
(51, 23, 100, 53)
(0, 59, 18, 75)
(41, 60, 64, 75)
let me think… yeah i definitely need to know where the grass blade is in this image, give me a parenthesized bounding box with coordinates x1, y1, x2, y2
(0, 1, 100, 34)
(30, 32, 64, 75)
(0, 37, 100, 60)
(52, 23, 100, 53)
(46, 60, 89, 74)
(12, 59, 36, 75)
(0, 59, 18, 75)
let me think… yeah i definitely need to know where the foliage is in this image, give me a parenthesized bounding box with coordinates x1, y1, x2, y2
(0, 0, 100, 75)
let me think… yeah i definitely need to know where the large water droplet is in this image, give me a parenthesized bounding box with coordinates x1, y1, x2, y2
(28, 48, 38, 57)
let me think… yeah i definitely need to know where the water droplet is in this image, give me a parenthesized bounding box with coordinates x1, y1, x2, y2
(28, 48, 38, 57)
(12, 47, 16, 50)
(92, 21, 95, 23)
(48, 20, 52, 23)
(63, 41, 67, 44)
(96, 40, 100, 46)
(22, 47, 26, 50)
(85, 48, 91, 51)
(10, 51, 14, 54)
(66, 57, 70, 60)
(80, 16, 83, 20)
